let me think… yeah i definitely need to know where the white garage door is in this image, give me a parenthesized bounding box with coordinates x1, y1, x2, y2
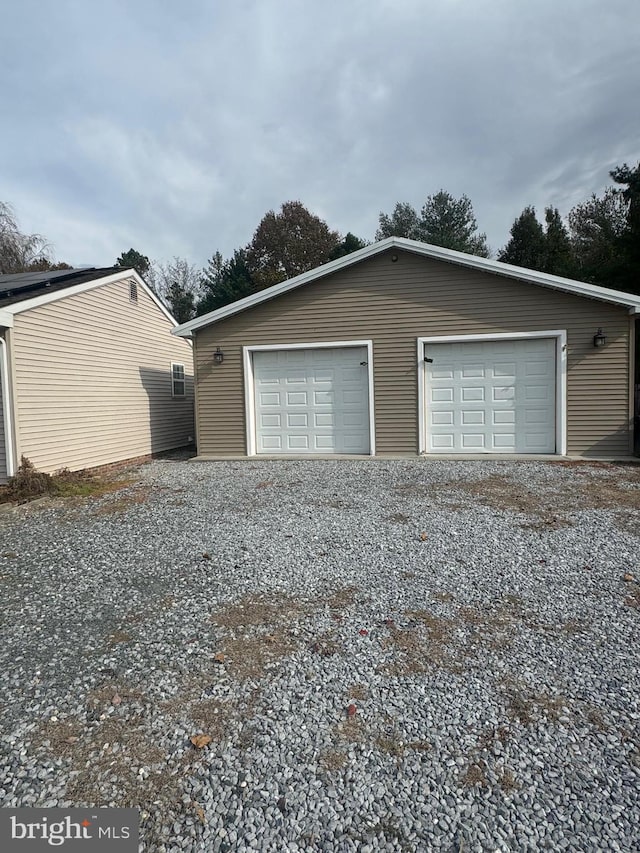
(253, 347, 370, 454)
(425, 338, 556, 453)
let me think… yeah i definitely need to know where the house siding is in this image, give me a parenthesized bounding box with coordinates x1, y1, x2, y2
(11, 277, 194, 473)
(193, 249, 632, 458)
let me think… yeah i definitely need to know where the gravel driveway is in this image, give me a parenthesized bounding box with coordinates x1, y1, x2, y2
(0, 458, 639, 852)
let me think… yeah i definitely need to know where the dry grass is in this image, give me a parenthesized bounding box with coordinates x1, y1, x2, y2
(332, 716, 367, 744)
(460, 762, 487, 788)
(0, 456, 135, 505)
(40, 687, 174, 810)
(327, 586, 360, 612)
(503, 681, 567, 725)
(387, 512, 410, 524)
(320, 748, 348, 771)
(349, 683, 369, 702)
(310, 630, 342, 657)
(93, 486, 153, 515)
(210, 593, 309, 681)
(625, 584, 640, 610)
(497, 765, 520, 793)
(106, 630, 133, 646)
(420, 466, 640, 520)
(379, 597, 534, 677)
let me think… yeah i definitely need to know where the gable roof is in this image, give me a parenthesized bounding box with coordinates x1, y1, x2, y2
(0, 267, 119, 308)
(0, 267, 181, 329)
(172, 236, 640, 338)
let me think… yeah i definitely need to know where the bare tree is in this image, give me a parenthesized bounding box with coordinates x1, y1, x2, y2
(0, 202, 52, 273)
(147, 257, 202, 323)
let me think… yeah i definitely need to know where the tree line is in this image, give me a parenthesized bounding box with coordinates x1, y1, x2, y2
(1, 161, 638, 323)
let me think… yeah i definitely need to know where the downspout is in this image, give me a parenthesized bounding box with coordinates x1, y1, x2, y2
(0, 335, 16, 477)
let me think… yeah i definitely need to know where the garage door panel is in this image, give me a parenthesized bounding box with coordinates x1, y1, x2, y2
(286, 391, 308, 405)
(260, 414, 281, 427)
(259, 392, 280, 406)
(462, 387, 485, 401)
(426, 338, 556, 453)
(432, 411, 453, 425)
(462, 364, 485, 378)
(253, 347, 370, 454)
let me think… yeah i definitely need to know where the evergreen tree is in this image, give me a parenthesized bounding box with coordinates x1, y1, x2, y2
(116, 248, 150, 279)
(329, 232, 368, 260)
(498, 206, 547, 269)
(376, 192, 488, 256)
(197, 249, 254, 314)
(418, 191, 489, 256)
(375, 202, 421, 241)
(543, 207, 574, 277)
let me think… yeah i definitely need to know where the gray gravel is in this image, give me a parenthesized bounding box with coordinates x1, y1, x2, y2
(0, 457, 639, 852)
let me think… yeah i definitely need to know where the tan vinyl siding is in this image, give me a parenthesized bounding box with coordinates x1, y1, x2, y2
(11, 278, 194, 473)
(193, 249, 632, 458)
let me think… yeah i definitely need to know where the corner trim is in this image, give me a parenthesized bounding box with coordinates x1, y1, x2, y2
(0, 336, 15, 477)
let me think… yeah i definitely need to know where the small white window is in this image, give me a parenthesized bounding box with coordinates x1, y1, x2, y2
(171, 363, 185, 397)
(129, 281, 138, 303)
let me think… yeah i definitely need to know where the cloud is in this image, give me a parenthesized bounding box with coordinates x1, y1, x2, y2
(1, 0, 638, 267)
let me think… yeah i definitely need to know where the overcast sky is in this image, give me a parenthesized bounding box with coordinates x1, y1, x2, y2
(1, 0, 638, 269)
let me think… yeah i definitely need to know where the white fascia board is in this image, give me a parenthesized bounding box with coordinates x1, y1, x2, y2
(172, 236, 640, 337)
(4, 269, 184, 329)
(172, 240, 396, 336)
(0, 309, 13, 327)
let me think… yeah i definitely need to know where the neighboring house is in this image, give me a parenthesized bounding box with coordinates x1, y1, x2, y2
(173, 237, 640, 459)
(0, 267, 194, 482)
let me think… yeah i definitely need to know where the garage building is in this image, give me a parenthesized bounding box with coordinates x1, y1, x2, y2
(173, 238, 640, 459)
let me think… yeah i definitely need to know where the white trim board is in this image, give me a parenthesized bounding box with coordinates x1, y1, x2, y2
(242, 340, 376, 457)
(173, 237, 640, 337)
(417, 331, 567, 456)
(0, 337, 15, 477)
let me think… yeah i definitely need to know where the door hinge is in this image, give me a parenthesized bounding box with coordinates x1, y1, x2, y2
(424, 357, 433, 363)
(360, 361, 368, 366)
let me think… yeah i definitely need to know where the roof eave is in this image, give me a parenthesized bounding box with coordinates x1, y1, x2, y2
(172, 236, 640, 336)
(3, 268, 184, 328)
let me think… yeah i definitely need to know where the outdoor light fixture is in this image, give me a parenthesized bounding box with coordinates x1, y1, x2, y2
(214, 347, 224, 364)
(593, 328, 606, 348)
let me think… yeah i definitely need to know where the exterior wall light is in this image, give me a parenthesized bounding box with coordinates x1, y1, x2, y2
(214, 347, 224, 364)
(593, 328, 606, 348)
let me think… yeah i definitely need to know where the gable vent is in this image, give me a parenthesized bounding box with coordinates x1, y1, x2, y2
(129, 281, 138, 303)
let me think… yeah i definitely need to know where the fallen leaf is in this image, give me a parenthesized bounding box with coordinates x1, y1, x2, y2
(202, 552, 211, 561)
(213, 652, 225, 664)
(112, 693, 122, 706)
(347, 703, 357, 718)
(419, 532, 428, 541)
(623, 573, 635, 583)
(358, 629, 369, 636)
(193, 803, 205, 823)
(190, 734, 212, 749)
